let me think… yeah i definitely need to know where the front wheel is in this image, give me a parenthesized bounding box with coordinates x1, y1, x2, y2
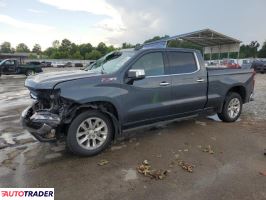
(218, 92, 242, 122)
(66, 110, 114, 156)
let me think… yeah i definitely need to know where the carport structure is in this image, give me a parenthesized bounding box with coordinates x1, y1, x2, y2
(143, 28, 242, 60)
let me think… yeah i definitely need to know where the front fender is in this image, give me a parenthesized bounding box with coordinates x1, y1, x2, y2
(55, 79, 128, 120)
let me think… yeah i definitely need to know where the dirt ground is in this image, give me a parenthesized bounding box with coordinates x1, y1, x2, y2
(0, 69, 265, 200)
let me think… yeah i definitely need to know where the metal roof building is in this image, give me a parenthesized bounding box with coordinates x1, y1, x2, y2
(0, 53, 32, 63)
(143, 28, 241, 60)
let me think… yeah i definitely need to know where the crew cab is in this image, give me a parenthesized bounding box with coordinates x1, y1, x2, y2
(21, 47, 255, 156)
(0, 59, 43, 76)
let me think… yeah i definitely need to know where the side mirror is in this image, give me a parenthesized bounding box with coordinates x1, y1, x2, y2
(128, 69, 145, 80)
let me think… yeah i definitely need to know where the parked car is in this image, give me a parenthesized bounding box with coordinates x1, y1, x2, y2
(64, 62, 73, 67)
(222, 59, 240, 69)
(57, 62, 65, 68)
(21, 48, 255, 156)
(0, 59, 43, 76)
(27, 61, 42, 66)
(251, 60, 266, 73)
(51, 62, 65, 68)
(41, 61, 52, 68)
(74, 63, 83, 68)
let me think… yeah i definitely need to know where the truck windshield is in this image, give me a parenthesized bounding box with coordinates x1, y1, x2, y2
(86, 51, 136, 74)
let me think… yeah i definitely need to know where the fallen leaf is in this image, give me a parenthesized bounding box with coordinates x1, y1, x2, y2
(98, 159, 109, 166)
(176, 159, 195, 173)
(202, 145, 215, 154)
(137, 160, 168, 180)
(195, 121, 206, 126)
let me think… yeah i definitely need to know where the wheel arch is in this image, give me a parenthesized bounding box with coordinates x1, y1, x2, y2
(218, 85, 246, 113)
(226, 85, 246, 103)
(70, 100, 121, 139)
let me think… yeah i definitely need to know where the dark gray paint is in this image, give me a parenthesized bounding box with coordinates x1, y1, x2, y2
(24, 48, 255, 132)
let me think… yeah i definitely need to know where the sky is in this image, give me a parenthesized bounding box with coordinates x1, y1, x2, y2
(0, 0, 266, 50)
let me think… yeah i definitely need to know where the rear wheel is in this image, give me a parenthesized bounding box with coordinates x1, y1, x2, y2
(66, 110, 114, 156)
(218, 92, 242, 122)
(26, 70, 35, 76)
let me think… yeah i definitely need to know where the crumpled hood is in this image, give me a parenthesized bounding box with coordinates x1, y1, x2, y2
(25, 70, 101, 90)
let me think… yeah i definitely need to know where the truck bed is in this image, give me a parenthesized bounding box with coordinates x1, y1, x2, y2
(206, 67, 255, 111)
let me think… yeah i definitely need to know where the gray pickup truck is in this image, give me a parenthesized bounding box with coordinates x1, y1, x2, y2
(0, 59, 43, 76)
(21, 47, 255, 156)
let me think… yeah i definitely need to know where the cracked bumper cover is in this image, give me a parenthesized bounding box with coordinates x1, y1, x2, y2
(21, 105, 61, 142)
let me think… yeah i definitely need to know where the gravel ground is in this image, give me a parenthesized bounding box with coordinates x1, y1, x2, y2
(0, 69, 265, 200)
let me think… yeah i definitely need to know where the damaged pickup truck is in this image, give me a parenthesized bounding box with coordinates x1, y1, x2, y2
(21, 47, 255, 156)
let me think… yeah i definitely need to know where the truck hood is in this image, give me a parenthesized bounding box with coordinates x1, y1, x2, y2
(25, 70, 101, 90)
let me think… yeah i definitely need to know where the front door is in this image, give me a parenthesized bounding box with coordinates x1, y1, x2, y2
(2, 60, 16, 74)
(122, 51, 172, 128)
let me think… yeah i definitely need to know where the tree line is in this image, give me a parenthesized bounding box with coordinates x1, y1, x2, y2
(0, 36, 266, 60)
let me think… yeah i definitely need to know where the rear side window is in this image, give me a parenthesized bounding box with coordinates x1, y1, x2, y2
(167, 52, 198, 74)
(131, 52, 164, 76)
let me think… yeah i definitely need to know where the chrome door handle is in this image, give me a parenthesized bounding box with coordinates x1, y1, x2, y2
(160, 82, 170, 86)
(197, 78, 205, 82)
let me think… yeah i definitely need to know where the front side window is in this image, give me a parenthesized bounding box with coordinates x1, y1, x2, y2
(167, 52, 198, 74)
(5, 60, 15, 65)
(131, 52, 164, 76)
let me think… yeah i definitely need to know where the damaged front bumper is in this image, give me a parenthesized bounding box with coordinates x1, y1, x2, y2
(21, 104, 61, 142)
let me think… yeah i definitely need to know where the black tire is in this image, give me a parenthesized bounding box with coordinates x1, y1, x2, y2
(66, 110, 114, 156)
(26, 70, 34, 76)
(218, 92, 242, 122)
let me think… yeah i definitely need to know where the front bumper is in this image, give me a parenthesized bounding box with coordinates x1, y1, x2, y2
(21, 104, 61, 142)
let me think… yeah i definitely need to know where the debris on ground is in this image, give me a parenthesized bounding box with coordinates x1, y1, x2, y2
(202, 145, 215, 154)
(264, 149, 266, 156)
(136, 160, 169, 180)
(195, 121, 207, 126)
(176, 160, 194, 173)
(259, 171, 266, 176)
(97, 159, 109, 166)
(169, 158, 195, 173)
(44, 153, 62, 160)
(111, 144, 127, 151)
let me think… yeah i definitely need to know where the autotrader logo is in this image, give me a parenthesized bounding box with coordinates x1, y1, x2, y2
(0, 188, 54, 199)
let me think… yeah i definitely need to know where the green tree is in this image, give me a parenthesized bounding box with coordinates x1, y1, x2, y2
(29, 53, 38, 59)
(122, 42, 134, 49)
(58, 39, 72, 58)
(258, 41, 266, 58)
(44, 47, 56, 58)
(0, 42, 12, 53)
(32, 44, 42, 54)
(239, 41, 260, 58)
(16, 43, 30, 52)
(86, 50, 102, 60)
(168, 39, 202, 51)
(72, 51, 83, 59)
(107, 45, 115, 53)
(52, 40, 60, 49)
(97, 42, 108, 55)
(144, 35, 169, 44)
(79, 43, 93, 59)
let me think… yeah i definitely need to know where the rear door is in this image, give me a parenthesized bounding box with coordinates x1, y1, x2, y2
(122, 51, 172, 128)
(166, 50, 207, 115)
